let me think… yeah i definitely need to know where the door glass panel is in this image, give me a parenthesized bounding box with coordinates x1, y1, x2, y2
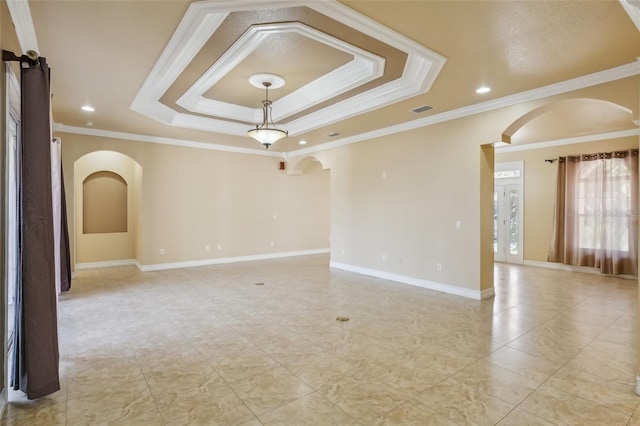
(494, 170, 521, 179)
(509, 189, 519, 255)
(493, 190, 498, 254)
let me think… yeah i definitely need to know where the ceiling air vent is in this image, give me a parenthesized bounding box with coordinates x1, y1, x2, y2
(410, 105, 433, 114)
(327, 132, 341, 137)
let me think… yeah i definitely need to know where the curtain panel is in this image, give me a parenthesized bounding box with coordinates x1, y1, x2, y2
(548, 149, 639, 275)
(10, 54, 61, 399)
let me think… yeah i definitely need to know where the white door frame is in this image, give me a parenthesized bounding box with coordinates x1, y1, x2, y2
(2, 62, 20, 413)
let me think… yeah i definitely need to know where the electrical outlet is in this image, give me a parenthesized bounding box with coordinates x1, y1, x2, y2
(217, 244, 222, 250)
(437, 263, 442, 271)
(160, 248, 165, 255)
(382, 254, 387, 262)
(456, 220, 462, 229)
(270, 240, 274, 247)
(341, 248, 345, 255)
(205, 245, 210, 251)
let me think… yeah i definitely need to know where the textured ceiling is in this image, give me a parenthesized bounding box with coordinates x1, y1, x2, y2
(25, 0, 640, 153)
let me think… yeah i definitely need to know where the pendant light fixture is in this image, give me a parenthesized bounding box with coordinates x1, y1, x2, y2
(247, 73, 288, 149)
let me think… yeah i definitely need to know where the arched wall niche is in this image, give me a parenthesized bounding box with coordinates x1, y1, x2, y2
(73, 151, 143, 265)
(287, 154, 330, 175)
(82, 171, 128, 234)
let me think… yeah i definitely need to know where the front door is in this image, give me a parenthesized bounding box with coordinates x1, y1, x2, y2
(494, 184, 523, 264)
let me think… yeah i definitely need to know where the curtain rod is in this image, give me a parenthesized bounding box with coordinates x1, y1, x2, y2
(2, 49, 40, 67)
(545, 158, 558, 163)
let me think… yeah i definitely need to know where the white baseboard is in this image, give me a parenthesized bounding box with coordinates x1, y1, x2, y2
(135, 248, 330, 272)
(329, 261, 493, 300)
(481, 287, 496, 299)
(523, 260, 637, 280)
(74, 259, 137, 270)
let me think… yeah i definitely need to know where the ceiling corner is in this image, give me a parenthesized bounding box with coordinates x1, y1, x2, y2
(619, 0, 640, 31)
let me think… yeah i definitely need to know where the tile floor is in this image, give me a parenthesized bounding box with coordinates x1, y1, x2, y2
(1, 254, 638, 425)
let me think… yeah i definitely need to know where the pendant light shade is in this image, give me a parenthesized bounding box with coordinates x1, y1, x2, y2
(247, 75, 288, 149)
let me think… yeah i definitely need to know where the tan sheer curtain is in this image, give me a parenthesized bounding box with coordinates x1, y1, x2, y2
(548, 149, 638, 275)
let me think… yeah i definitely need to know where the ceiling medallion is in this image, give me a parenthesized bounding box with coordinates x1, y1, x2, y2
(247, 73, 288, 149)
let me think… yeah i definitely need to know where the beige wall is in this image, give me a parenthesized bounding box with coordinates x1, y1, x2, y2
(480, 144, 495, 291)
(60, 133, 330, 267)
(288, 77, 638, 295)
(306, 113, 502, 292)
(133, 162, 143, 261)
(496, 136, 639, 262)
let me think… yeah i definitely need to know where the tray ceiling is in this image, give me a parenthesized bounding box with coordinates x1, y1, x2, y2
(19, 0, 640, 153)
(131, 1, 446, 137)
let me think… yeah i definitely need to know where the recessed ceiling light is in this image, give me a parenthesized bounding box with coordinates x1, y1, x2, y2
(81, 105, 95, 112)
(298, 140, 307, 145)
(476, 86, 491, 94)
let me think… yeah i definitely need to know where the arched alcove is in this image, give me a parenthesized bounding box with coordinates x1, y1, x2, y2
(287, 155, 329, 175)
(74, 151, 143, 265)
(83, 171, 128, 234)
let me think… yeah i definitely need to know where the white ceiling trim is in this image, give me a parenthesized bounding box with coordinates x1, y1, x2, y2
(152, 50, 438, 138)
(287, 60, 640, 157)
(178, 22, 385, 123)
(130, 7, 230, 116)
(130, 0, 446, 137)
(6, 0, 39, 55)
(55, 61, 640, 159)
(310, 0, 447, 93)
(619, 0, 640, 31)
(53, 123, 639, 162)
(495, 129, 640, 153)
(284, 54, 434, 135)
(52, 123, 284, 158)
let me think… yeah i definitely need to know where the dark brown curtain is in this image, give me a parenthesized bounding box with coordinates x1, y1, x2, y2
(11, 54, 61, 399)
(548, 150, 639, 275)
(60, 166, 71, 292)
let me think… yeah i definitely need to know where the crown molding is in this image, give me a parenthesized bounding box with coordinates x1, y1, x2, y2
(15, 0, 635, 157)
(131, 0, 446, 137)
(6, 0, 39, 55)
(130, 8, 229, 115)
(494, 129, 640, 153)
(54, 125, 638, 161)
(619, 0, 640, 32)
(284, 54, 434, 135)
(53, 123, 285, 158)
(177, 22, 385, 123)
(287, 60, 640, 157)
(310, 0, 447, 93)
(57, 60, 639, 159)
